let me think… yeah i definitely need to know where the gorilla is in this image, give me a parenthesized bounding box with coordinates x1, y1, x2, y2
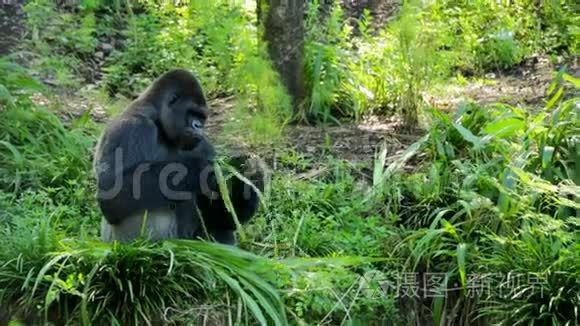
(93, 69, 264, 245)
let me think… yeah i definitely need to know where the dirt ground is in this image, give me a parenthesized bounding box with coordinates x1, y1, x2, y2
(2, 1, 577, 170)
(278, 55, 578, 165)
(426, 55, 580, 111)
(26, 53, 576, 172)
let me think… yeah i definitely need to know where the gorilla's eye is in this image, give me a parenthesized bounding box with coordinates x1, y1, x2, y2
(188, 110, 206, 121)
(168, 94, 179, 105)
(192, 119, 204, 130)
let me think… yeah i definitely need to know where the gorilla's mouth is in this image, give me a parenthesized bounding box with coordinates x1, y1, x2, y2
(179, 133, 203, 150)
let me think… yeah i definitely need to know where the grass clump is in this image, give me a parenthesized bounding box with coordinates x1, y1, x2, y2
(371, 73, 579, 325)
(0, 60, 97, 219)
(0, 221, 287, 325)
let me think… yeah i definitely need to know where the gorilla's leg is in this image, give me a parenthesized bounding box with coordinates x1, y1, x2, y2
(210, 229, 237, 245)
(100, 218, 113, 242)
(101, 210, 178, 243)
(175, 200, 201, 239)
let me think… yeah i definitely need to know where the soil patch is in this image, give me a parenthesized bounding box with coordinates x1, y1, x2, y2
(426, 55, 579, 111)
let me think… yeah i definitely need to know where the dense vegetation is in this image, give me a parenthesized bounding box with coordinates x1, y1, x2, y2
(0, 0, 577, 325)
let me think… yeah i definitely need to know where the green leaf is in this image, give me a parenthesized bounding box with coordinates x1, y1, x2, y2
(484, 117, 525, 138)
(432, 295, 444, 326)
(0, 141, 24, 168)
(453, 123, 487, 149)
(8, 320, 26, 326)
(457, 243, 467, 288)
(373, 142, 388, 186)
(441, 219, 458, 240)
(562, 73, 580, 88)
(541, 146, 555, 170)
(218, 272, 268, 325)
(0, 84, 14, 107)
(546, 86, 564, 109)
(497, 169, 516, 214)
(11, 76, 43, 91)
(214, 162, 240, 229)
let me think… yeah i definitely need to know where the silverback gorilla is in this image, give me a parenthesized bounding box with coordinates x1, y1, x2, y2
(93, 69, 264, 245)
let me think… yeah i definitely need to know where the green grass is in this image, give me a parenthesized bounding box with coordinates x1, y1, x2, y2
(1, 58, 578, 324)
(0, 228, 287, 325)
(1, 1, 578, 324)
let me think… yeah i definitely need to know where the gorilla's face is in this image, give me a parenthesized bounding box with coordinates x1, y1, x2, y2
(173, 95, 208, 150)
(161, 93, 208, 150)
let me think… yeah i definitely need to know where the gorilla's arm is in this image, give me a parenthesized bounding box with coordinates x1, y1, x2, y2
(97, 160, 215, 225)
(95, 120, 216, 225)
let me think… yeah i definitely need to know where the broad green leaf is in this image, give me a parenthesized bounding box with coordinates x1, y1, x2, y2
(562, 73, 580, 88)
(541, 146, 555, 170)
(373, 142, 388, 186)
(457, 243, 467, 288)
(453, 123, 487, 149)
(441, 219, 458, 240)
(497, 169, 516, 214)
(432, 294, 444, 326)
(546, 87, 564, 109)
(484, 117, 525, 138)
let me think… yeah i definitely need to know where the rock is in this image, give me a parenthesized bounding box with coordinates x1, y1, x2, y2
(95, 51, 104, 59)
(82, 84, 97, 91)
(100, 43, 113, 52)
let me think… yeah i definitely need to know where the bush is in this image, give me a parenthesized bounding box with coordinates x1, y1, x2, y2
(424, 0, 577, 73)
(102, 1, 291, 145)
(23, 0, 102, 86)
(0, 222, 287, 325)
(368, 73, 579, 324)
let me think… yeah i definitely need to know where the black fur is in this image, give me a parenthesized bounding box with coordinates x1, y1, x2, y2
(93, 69, 262, 245)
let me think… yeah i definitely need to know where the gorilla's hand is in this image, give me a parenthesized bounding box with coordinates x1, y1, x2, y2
(226, 153, 267, 195)
(242, 156, 267, 195)
(195, 153, 267, 231)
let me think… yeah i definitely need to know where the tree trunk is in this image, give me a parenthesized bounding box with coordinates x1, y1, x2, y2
(259, 0, 306, 112)
(0, 1, 25, 56)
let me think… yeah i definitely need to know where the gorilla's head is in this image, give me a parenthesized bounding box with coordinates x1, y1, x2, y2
(146, 69, 209, 150)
